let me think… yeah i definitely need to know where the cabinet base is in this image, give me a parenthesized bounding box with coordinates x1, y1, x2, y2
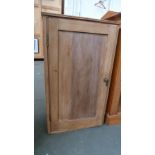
(105, 113, 121, 125)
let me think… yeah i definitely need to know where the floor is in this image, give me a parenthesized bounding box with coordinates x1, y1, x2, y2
(34, 61, 121, 155)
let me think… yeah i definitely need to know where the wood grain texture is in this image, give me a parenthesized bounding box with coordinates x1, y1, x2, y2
(61, 0, 64, 14)
(43, 16, 51, 133)
(34, 0, 62, 60)
(107, 30, 121, 115)
(41, 0, 62, 14)
(105, 113, 121, 125)
(43, 15, 119, 133)
(34, 6, 41, 35)
(34, 0, 39, 6)
(58, 19, 109, 34)
(101, 11, 121, 24)
(59, 31, 107, 120)
(34, 0, 44, 59)
(101, 11, 121, 125)
(48, 18, 59, 131)
(105, 29, 121, 124)
(42, 13, 120, 25)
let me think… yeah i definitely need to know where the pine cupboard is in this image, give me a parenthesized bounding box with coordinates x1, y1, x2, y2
(34, 0, 44, 59)
(42, 13, 119, 133)
(41, 0, 62, 14)
(34, 0, 62, 59)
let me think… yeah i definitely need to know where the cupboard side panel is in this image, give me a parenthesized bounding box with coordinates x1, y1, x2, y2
(48, 18, 59, 131)
(97, 25, 119, 121)
(107, 29, 121, 115)
(43, 17, 51, 133)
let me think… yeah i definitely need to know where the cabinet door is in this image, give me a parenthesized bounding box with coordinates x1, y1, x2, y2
(44, 17, 119, 133)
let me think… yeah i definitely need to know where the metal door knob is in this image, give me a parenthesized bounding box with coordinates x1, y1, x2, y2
(104, 78, 109, 87)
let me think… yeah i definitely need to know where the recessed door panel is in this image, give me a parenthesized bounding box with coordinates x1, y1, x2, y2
(59, 31, 108, 120)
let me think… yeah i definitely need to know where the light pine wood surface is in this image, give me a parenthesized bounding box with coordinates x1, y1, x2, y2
(34, 0, 62, 60)
(34, 0, 44, 59)
(101, 11, 121, 125)
(43, 14, 119, 133)
(41, 0, 62, 14)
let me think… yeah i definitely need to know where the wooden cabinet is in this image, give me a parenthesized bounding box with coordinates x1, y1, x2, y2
(34, 0, 62, 60)
(42, 14, 119, 133)
(41, 0, 62, 14)
(34, 0, 44, 59)
(101, 11, 121, 125)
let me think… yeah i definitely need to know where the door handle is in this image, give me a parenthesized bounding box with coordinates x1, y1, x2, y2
(103, 78, 109, 87)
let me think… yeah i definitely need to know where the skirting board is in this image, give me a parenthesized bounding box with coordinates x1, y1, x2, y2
(105, 112, 121, 125)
